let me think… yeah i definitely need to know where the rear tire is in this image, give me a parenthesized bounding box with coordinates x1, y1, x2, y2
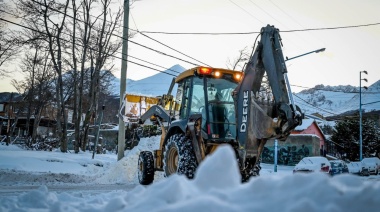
(138, 151, 154, 185)
(241, 157, 261, 183)
(164, 134, 198, 179)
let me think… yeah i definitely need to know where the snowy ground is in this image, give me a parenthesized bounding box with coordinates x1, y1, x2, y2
(1, 136, 380, 212)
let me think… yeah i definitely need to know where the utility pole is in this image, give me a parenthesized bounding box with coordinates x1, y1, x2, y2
(6, 92, 14, 146)
(359, 70, 368, 161)
(274, 140, 278, 172)
(118, 0, 129, 160)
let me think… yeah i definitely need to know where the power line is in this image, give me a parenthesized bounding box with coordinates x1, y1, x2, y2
(128, 54, 181, 74)
(138, 32, 211, 67)
(128, 8, 209, 67)
(281, 23, 380, 33)
(248, 0, 286, 29)
(290, 84, 380, 94)
(228, 0, 265, 25)
(128, 39, 200, 66)
(139, 22, 380, 35)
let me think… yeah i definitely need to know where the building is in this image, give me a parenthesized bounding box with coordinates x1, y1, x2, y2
(0, 92, 57, 139)
(292, 119, 327, 156)
(263, 119, 327, 165)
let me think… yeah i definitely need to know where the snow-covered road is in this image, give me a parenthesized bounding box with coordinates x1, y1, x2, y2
(0, 184, 138, 197)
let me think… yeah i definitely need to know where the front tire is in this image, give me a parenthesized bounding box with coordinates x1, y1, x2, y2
(163, 134, 198, 179)
(138, 151, 154, 185)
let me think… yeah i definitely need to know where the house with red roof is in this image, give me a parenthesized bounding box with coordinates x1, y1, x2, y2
(291, 119, 327, 156)
(263, 118, 326, 165)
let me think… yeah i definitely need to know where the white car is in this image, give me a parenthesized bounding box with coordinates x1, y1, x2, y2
(293, 156, 330, 174)
(347, 161, 370, 176)
(361, 157, 380, 175)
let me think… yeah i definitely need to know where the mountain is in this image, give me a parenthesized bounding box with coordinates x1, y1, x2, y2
(294, 80, 380, 118)
(110, 64, 185, 97)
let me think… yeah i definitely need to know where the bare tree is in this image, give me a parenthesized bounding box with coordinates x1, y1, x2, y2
(76, 0, 97, 153)
(69, 0, 80, 153)
(79, 0, 123, 151)
(12, 49, 55, 145)
(228, 46, 273, 102)
(14, 0, 126, 153)
(226, 47, 250, 71)
(0, 2, 20, 77)
(40, 0, 70, 152)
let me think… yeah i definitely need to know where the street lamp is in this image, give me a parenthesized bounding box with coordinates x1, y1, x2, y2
(284, 47, 326, 114)
(359, 70, 368, 161)
(285, 48, 326, 62)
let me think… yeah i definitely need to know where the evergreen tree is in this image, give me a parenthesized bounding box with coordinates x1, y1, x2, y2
(331, 118, 380, 161)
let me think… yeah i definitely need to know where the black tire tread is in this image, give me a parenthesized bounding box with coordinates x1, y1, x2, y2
(138, 151, 154, 185)
(164, 134, 198, 179)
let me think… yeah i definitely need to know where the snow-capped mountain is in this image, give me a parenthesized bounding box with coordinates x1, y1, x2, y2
(294, 80, 380, 118)
(110, 64, 185, 97)
(109, 64, 379, 118)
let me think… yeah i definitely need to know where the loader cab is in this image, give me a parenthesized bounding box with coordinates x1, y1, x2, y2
(175, 67, 242, 142)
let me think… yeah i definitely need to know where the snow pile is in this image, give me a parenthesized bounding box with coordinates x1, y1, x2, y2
(94, 136, 163, 184)
(1, 139, 380, 211)
(0, 144, 114, 185)
(0, 136, 163, 186)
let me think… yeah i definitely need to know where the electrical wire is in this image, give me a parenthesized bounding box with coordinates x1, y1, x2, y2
(139, 22, 380, 35)
(138, 32, 211, 67)
(290, 84, 380, 94)
(228, 0, 265, 25)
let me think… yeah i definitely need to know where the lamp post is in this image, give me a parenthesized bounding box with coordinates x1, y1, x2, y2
(285, 48, 326, 62)
(284, 48, 326, 112)
(359, 70, 368, 161)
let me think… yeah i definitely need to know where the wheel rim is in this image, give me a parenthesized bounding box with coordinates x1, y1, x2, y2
(167, 146, 178, 174)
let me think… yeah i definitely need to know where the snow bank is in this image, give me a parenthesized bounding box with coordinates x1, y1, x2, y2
(1, 143, 380, 211)
(94, 136, 164, 185)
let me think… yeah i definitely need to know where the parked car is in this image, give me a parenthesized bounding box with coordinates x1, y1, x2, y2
(347, 161, 370, 176)
(329, 160, 349, 176)
(293, 156, 330, 174)
(361, 157, 380, 175)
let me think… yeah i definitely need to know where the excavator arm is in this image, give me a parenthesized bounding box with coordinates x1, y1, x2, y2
(233, 25, 303, 176)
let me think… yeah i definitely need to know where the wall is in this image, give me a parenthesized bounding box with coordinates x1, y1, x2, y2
(263, 134, 321, 166)
(292, 122, 326, 150)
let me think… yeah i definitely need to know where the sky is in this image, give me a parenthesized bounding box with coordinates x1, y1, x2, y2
(1, 136, 380, 211)
(1, 0, 380, 93)
(123, 0, 380, 93)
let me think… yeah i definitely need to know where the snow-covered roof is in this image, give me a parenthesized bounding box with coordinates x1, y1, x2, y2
(294, 119, 315, 131)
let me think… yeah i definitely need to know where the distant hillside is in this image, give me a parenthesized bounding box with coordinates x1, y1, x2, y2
(110, 64, 184, 97)
(294, 80, 380, 117)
